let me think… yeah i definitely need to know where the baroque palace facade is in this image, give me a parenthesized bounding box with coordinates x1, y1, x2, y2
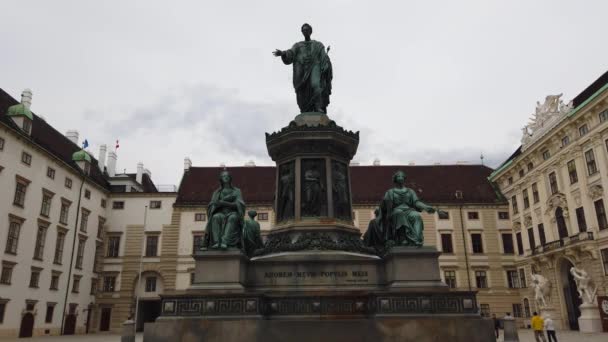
(0, 70, 607, 337)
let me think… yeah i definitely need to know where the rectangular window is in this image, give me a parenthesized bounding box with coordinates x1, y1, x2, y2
(194, 213, 206, 221)
(538, 224, 546, 245)
(40, 192, 52, 217)
(145, 277, 157, 292)
(84, 189, 91, 199)
(193, 235, 203, 253)
(519, 269, 527, 288)
(498, 211, 509, 220)
(145, 235, 159, 257)
(511, 195, 518, 214)
(506, 270, 520, 289)
(594, 199, 608, 230)
(585, 149, 598, 175)
(29, 270, 40, 288)
(576, 207, 587, 232)
(45, 304, 55, 323)
(438, 211, 450, 220)
(75, 239, 85, 269)
(33, 226, 47, 260)
(522, 189, 530, 209)
(50, 274, 59, 290)
(80, 209, 90, 232)
(561, 136, 570, 147)
(21, 151, 32, 165)
(527, 227, 536, 249)
(440, 234, 453, 253)
(101, 199, 107, 208)
(72, 276, 81, 293)
(46, 167, 55, 179)
(107, 236, 120, 257)
(502, 233, 514, 254)
(0, 302, 5, 323)
(599, 109, 608, 123)
(150, 200, 162, 209)
(103, 276, 116, 292)
(23, 120, 31, 134)
(91, 278, 98, 295)
(467, 212, 479, 220)
(190, 272, 195, 285)
(549, 172, 558, 195)
(258, 212, 269, 221)
(112, 201, 124, 209)
(5, 221, 21, 254)
(59, 202, 70, 225)
(508, 177, 513, 185)
(471, 234, 483, 254)
(13, 181, 27, 207)
(480, 304, 490, 318)
(519, 169, 524, 178)
(542, 150, 551, 161)
(579, 124, 589, 136)
(516, 232, 524, 255)
(567, 160, 578, 184)
(444, 270, 456, 289)
(0, 137, 4, 150)
(97, 218, 105, 238)
(513, 304, 523, 318)
(475, 271, 487, 288)
(0, 263, 14, 284)
(532, 183, 540, 203)
(65, 177, 72, 189)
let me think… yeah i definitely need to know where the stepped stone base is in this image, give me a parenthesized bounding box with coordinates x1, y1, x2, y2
(144, 316, 494, 342)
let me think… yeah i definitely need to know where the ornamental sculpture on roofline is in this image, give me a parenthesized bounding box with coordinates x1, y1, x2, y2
(521, 93, 573, 150)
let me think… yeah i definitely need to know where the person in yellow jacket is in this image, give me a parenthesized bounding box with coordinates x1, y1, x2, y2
(531, 312, 547, 342)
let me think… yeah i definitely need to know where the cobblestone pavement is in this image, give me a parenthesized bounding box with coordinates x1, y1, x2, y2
(498, 329, 607, 342)
(1, 331, 606, 341)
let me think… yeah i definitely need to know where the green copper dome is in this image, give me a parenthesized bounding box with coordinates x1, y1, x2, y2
(6, 103, 33, 120)
(72, 150, 91, 163)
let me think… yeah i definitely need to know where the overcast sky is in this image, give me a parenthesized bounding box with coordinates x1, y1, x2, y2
(2, 1, 608, 186)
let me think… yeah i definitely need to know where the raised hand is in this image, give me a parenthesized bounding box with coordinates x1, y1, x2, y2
(273, 49, 283, 57)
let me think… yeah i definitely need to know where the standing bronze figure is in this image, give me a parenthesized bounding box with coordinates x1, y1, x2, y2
(273, 23, 333, 113)
(202, 170, 246, 250)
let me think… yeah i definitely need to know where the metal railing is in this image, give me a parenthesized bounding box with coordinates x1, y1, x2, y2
(532, 231, 594, 255)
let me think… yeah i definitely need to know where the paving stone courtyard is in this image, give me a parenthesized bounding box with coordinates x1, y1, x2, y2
(0, 330, 607, 341)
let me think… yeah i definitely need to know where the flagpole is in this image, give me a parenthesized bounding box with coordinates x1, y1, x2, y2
(133, 205, 148, 332)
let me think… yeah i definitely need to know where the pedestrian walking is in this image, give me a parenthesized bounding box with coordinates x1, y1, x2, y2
(531, 312, 547, 342)
(492, 313, 500, 339)
(544, 315, 557, 342)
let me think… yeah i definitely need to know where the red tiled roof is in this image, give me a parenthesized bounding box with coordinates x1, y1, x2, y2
(0, 88, 110, 190)
(175, 164, 504, 206)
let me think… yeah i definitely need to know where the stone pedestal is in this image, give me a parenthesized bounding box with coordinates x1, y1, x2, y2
(578, 303, 602, 333)
(121, 320, 135, 342)
(192, 249, 247, 291)
(502, 315, 519, 342)
(385, 247, 446, 290)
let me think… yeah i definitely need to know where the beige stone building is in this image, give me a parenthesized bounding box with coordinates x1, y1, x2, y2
(490, 71, 608, 330)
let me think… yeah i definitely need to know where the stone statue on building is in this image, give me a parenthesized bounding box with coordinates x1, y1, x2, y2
(277, 163, 295, 221)
(273, 23, 333, 113)
(570, 267, 598, 304)
(202, 170, 246, 250)
(242, 210, 264, 256)
(530, 272, 551, 308)
(377, 171, 442, 247)
(363, 208, 384, 250)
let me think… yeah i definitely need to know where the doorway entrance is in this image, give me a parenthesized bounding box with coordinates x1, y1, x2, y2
(136, 300, 161, 332)
(18, 313, 34, 337)
(99, 307, 112, 332)
(559, 258, 582, 330)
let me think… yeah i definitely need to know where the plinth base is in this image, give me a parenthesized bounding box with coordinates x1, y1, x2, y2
(578, 303, 602, 333)
(144, 316, 494, 342)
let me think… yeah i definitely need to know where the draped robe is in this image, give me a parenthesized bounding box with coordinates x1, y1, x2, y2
(203, 186, 246, 248)
(281, 40, 333, 113)
(378, 187, 425, 247)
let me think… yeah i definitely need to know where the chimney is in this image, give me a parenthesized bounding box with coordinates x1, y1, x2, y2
(107, 151, 117, 177)
(373, 158, 381, 166)
(66, 130, 79, 145)
(136, 162, 144, 184)
(245, 160, 256, 167)
(184, 157, 192, 171)
(21, 89, 33, 109)
(98, 144, 107, 171)
(350, 161, 360, 166)
(408, 161, 415, 166)
(144, 168, 152, 177)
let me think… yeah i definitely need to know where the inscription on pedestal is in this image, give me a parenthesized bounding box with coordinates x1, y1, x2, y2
(251, 263, 378, 287)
